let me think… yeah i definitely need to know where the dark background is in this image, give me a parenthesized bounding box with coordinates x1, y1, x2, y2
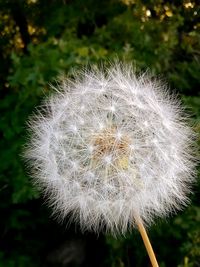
(0, 0, 200, 266)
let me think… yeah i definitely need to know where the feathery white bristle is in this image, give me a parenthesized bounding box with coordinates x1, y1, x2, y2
(24, 63, 196, 234)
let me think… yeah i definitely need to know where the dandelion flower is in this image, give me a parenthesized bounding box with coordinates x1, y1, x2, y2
(25, 63, 196, 266)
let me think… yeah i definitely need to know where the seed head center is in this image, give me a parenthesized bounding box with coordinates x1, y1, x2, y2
(92, 127, 131, 162)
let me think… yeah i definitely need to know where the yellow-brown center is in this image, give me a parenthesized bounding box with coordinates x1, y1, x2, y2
(91, 127, 131, 165)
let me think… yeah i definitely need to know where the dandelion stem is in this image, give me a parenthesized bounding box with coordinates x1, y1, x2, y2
(136, 218, 159, 267)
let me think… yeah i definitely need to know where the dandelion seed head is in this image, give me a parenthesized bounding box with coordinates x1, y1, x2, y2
(24, 63, 196, 234)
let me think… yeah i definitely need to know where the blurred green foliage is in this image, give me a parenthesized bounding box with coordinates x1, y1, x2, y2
(0, 0, 199, 266)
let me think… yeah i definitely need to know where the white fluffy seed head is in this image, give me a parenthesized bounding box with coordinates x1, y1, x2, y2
(24, 63, 196, 234)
